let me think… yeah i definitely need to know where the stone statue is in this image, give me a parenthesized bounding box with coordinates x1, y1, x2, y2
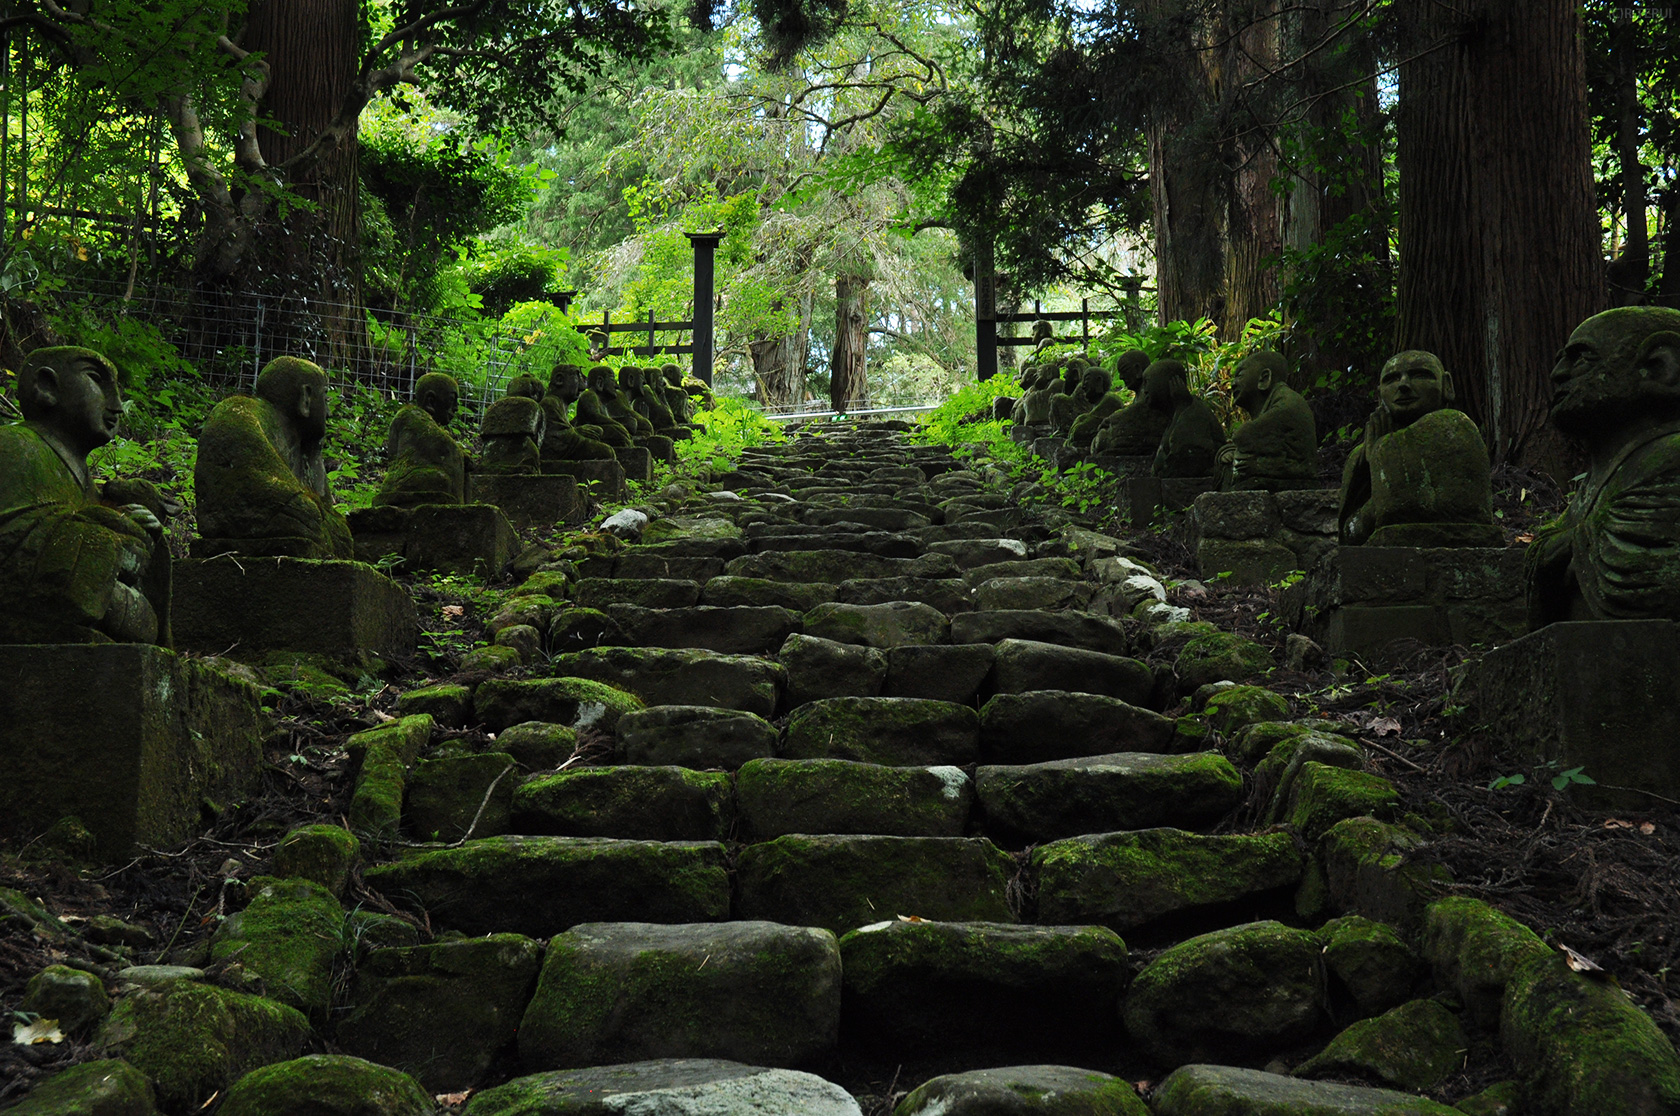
(1020, 366, 1062, 426)
(1070, 350, 1149, 449)
(541, 364, 617, 462)
(1050, 363, 1107, 436)
(479, 374, 547, 475)
(1091, 359, 1180, 456)
(624, 364, 684, 437)
(0, 347, 168, 644)
(660, 364, 693, 424)
(1154, 366, 1226, 478)
(574, 366, 638, 451)
(1338, 351, 1500, 547)
(195, 356, 353, 560)
(600, 365, 654, 439)
(1528, 306, 1680, 625)
(373, 372, 467, 508)
(1217, 351, 1317, 491)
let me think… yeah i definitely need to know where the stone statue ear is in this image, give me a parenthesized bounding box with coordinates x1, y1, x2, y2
(1440, 368, 1457, 406)
(296, 383, 316, 420)
(1256, 366, 1274, 391)
(1637, 331, 1680, 390)
(32, 367, 60, 408)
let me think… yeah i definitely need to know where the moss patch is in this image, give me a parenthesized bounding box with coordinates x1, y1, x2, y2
(1287, 762, 1400, 841)
(209, 877, 345, 1021)
(272, 825, 359, 897)
(347, 715, 434, 842)
(1202, 684, 1289, 734)
(1294, 998, 1466, 1090)
(216, 1054, 433, 1116)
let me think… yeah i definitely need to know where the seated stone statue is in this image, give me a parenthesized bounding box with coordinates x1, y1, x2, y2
(1217, 351, 1318, 491)
(195, 356, 353, 560)
(1020, 367, 1061, 427)
(660, 364, 694, 425)
(1092, 359, 1180, 456)
(1154, 366, 1226, 478)
(624, 364, 684, 437)
(602, 365, 655, 440)
(1528, 306, 1680, 625)
(574, 365, 638, 451)
(373, 372, 466, 508)
(1338, 351, 1500, 547)
(0, 347, 168, 644)
(1070, 350, 1149, 448)
(541, 364, 617, 462)
(1050, 362, 1106, 436)
(480, 374, 547, 475)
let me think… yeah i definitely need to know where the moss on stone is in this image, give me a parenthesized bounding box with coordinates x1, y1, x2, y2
(737, 758, 971, 840)
(512, 765, 734, 841)
(1287, 762, 1400, 841)
(1318, 915, 1423, 1018)
(513, 571, 574, 601)
(1421, 897, 1552, 1028)
(209, 877, 345, 1022)
(1175, 631, 1274, 690)
(1202, 684, 1290, 734)
(6, 1059, 156, 1116)
(1320, 817, 1446, 929)
(405, 752, 517, 842)
(1294, 998, 1466, 1090)
(272, 824, 359, 897)
(473, 676, 645, 733)
(461, 644, 523, 672)
(1231, 720, 1316, 764)
(1454, 1080, 1518, 1115)
(21, 964, 110, 1034)
(216, 1054, 433, 1116)
(394, 683, 471, 727)
(347, 714, 434, 842)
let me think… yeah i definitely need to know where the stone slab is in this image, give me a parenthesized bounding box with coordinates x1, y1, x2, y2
(544, 458, 628, 501)
(0, 644, 266, 857)
(1468, 620, 1680, 809)
(463, 1060, 863, 1116)
(1152, 1065, 1460, 1115)
(172, 557, 417, 660)
(405, 504, 519, 577)
(466, 474, 585, 531)
(552, 648, 784, 718)
(1294, 546, 1526, 658)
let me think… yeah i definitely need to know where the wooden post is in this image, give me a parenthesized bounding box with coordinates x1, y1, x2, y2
(646, 308, 656, 356)
(685, 229, 724, 386)
(1082, 298, 1090, 348)
(975, 240, 997, 381)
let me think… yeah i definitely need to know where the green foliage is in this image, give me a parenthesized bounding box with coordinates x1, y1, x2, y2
(321, 385, 405, 512)
(914, 372, 1023, 452)
(674, 398, 788, 471)
(458, 244, 569, 318)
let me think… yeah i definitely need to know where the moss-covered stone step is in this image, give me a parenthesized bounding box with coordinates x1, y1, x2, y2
(475, 677, 645, 734)
(839, 920, 1126, 1058)
(572, 577, 700, 610)
(698, 575, 838, 611)
(216, 1055, 433, 1116)
(517, 921, 840, 1070)
(783, 696, 980, 766)
(467, 1061, 867, 1116)
(957, 557, 1082, 585)
(973, 575, 1097, 612)
(736, 834, 1016, 935)
(747, 529, 922, 558)
(833, 575, 974, 613)
(549, 647, 785, 718)
(802, 506, 936, 533)
(925, 537, 1032, 568)
(736, 759, 970, 839)
(951, 609, 1130, 655)
(1033, 829, 1303, 935)
(778, 633, 888, 707)
(513, 766, 734, 840)
(1293, 998, 1466, 1092)
(895, 1065, 1149, 1116)
(978, 691, 1175, 763)
(613, 705, 778, 767)
(803, 600, 951, 648)
(336, 933, 545, 1092)
(975, 753, 1243, 845)
(724, 550, 959, 583)
(1151, 1064, 1460, 1115)
(4, 1059, 157, 1116)
(363, 836, 729, 938)
(405, 752, 516, 842)
(209, 877, 344, 1022)
(989, 638, 1155, 705)
(883, 643, 997, 703)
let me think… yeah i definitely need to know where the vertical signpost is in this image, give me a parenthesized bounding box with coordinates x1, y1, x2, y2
(685, 229, 725, 387)
(975, 241, 998, 382)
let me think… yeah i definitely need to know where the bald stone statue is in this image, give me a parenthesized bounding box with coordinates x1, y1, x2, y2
(1091, 359, 1180, 457)
(195, 356, 352, 560)
(1070, 350, 1150, 449)
(575, 365, 638, 450)
(1527, 307, 1680, 626)
(1218, 351, 1317, 491)
(1154, 365, 1226, 478)
(479, 374, 547, 475)
(0, 347, 168, 644)
(602, 365, 655, 440)
(1053, 365, 1112, 438)
(374, 372, 467, 507)
(541, 364, 617, 464)
(1338, 351, 1500, 548)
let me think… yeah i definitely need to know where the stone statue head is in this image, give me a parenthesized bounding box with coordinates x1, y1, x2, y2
(1078, 367, 1111, 405)
(549, 363, 584, 402)
(587, 364, 617, 396)
(18, 346, 123, 458)
(662, 363, 683, 386)
(414, 371, 460, 427)
(1032, 319, 1053, 344)
(1378, 351, 1453, 430)
(505, 373, 544, 401)
(1549, 307, 1680, 439)
(1113, 350, 1150, 393)
(1140, 360, 1186, 412)
(1233, 351, 1288, 416)
(620, 365, 644, 391)
(255, 356, 329, 444)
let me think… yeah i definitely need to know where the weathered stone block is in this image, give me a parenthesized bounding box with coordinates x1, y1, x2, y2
(0, 644, 266, 858)
(617, 445, 654, 483)
(552, 647, 784, 717)
(736, 759, 971, 839)
(405, 504, 518, 576)
(897, 1067, 1148, 1116)
(543, 457, 627, 500)
(977, 753, 1243, 845)
(783, 697, 980, 766)
(978, 691, 1175, 763)
(464, 1061, 863, 1116)
(1191, 490, 1280, 541)
(466, 474, 585, 530)
(1467, 620, 1680, 808)
(173, 557, 417, 659)
(1152, 1065, 1460, 1115)
(884, 643, 996, 704)
(615, 705, 778, 768)
(1195, 538, 1300, 586)
(513, 766, 734, 840)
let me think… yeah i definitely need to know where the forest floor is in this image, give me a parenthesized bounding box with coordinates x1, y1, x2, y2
(3, 441, 1677, 1111)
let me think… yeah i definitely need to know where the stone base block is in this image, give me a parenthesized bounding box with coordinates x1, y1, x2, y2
(405, 504, 518, 576)
(1128, 476, 1218, 525)
(1190, 488, 1340, 585)
(544, 458, 627, 500)
(642, 435, 675, 463)
(1031, 436, 1065, 462)
(1196, 538, 1300, 586)
(1291, 546, 1525, 658)
(0, 644, 266, 857)
(466, 474, 585, 531)
(1468, 620, 1680, 809)
(174, 557, 417, 659)
(1085, 454, 1152, 478)
(618, 446, 655, 484)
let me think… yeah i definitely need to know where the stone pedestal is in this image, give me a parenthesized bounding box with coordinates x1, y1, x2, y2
(1467, 620, 1680, 809)
(1084, 454, 1153, 479)
(405, 504, 519, 576)
(0, 644, 267, 857)
(1127, 477, 1218, 526)
(544, 458, 627, 501)
(643, 435, 675, 464)
(174, 557, 417, 659)
(616, 445, 655, 484)
(1011, 424, 1049, 447)
(1188, 489, 1338, 586)
(466, 474, 585, 531)
(1288, 546, 1526, 659)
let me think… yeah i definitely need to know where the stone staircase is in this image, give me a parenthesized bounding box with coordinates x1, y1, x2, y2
(19, 423, 1680, 1116)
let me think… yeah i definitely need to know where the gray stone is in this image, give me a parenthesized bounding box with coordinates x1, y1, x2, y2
(927, 538, 1032, 568)
(616, 705, 778, 768)
(573, 578, 701, 610)
(518, 922, 840, 1070)
(1195, 538, 1301, 586)
(990, 638, 1154, 704)
(725, 550, 958, 583)
(552, 647, 785, 718)
(607, 605, 802, 656)
(405, 504, 519, 576)
(884, 643, 997, 703)
(975, 576, 1096, 612)
(1294, 547, 1526, 659)
(783, 697, 980, 766)
(209, 877, 343, 1021)
(977, 753, 1243, 845)
(748, 530, 921, 558)
(803, 600, 950, 648)
(1175, 631, 1275, 690)
(952, 610, 1130, 655)
(835, 576, 973, 613)
(1152, 1065, 1460, 1115)
(496, 721, 578, 770)
(700, 576, 838, 610)
(463, 1061, 863, 1116)
(612, 553, 725, 581)
(467, 473, 585, 531)
(173, 556, 418, 658)
(1192, 490, 1281, 540)
(960, 557, 1083, 585)
(737, 759, 971, 838)
(978, 691, 1175, 763)
(404, 751, 517, 843)
(778, 633, 888, 708)
(839, 921, 1128, 1057)
(514, 766, 734, 840)
(896, 1065, 1148, 1116)
(1293, 999, 1466, 1092)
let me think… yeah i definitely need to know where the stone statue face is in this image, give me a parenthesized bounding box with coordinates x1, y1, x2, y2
(1232, 356, 1275, 415)
(28, 351, 123, 457)
(588, 366, 615, 395)
(552, 367, 583, 402)
(417, 380, 458, 427)
(1550, 309, 1680, 438)
(1378, 352, 1449, 429)
(621, 366, 643, 391)
(663, 365, 682, 385)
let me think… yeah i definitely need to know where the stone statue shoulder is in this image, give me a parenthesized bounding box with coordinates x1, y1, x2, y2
(483, 396, 544, 437)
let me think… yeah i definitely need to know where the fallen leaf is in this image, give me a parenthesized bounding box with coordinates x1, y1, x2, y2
(1641, 822, 1657, 835)
(1514, 533, 1536, 544)
(1368, 717, 1402, 736)
(436, 1092, 471, 1107)
(441, 605, 465, 619)
(1604, 819, 1634, 829)
(12, 1018, 64, 1045)
(897, 914, 926, 922)
(1560, 944, 1605, 974)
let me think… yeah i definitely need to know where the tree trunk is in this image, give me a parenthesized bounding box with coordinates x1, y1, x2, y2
(1609, 13, 1647, 306)
(1659, 183, 1680, 310)
(750, 293, 812, 408)
(830, 272, 870, 411)
(1219, 3, 1283, 341)
(1394, 0, 1603, 477)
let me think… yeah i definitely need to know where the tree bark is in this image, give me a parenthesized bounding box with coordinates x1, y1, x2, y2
(830, 272, 870, 411)
(1219, 3, 1283, 341)
(1394, 0, 1603, 477)
(750, 293, 812, 408)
